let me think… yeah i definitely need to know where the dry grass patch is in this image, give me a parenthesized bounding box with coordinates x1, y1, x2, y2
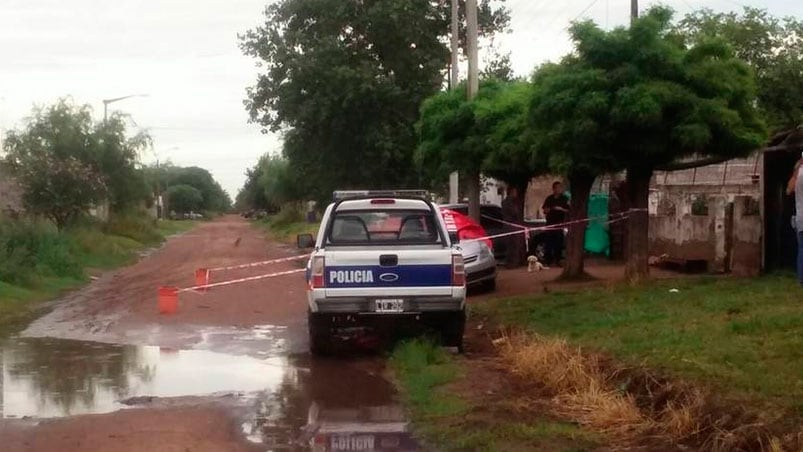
(496, 331, 794, 451)
(499, 333, 650, 438)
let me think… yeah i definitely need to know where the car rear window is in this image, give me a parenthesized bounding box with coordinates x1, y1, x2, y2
(327, 209, 441, 245)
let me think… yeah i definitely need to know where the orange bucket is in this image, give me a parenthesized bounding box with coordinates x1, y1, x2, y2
(158, 286, 179, 314)
(195, 268, 210, 293)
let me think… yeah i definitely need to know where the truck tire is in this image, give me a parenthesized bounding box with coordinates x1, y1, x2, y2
(308, 311, 332, 356)
(443, 309, 466, 353)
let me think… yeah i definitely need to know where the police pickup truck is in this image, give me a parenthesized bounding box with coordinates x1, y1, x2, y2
(297, 190, 466, 355)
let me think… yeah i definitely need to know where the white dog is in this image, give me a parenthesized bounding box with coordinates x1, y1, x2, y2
(527, 255, 548, 272)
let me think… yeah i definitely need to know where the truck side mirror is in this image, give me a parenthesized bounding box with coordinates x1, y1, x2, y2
(297, 233, 315, 249)
(448, 232, 459, 244)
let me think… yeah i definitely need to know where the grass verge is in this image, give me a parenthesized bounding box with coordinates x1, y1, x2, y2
(252, 203, 319, 244)
(390, 339, 599, 451)
(476, 275, 803, 449)
(0, 217, 196, 335)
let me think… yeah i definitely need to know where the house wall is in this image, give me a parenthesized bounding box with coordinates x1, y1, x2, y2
(648, 188, 761, 275)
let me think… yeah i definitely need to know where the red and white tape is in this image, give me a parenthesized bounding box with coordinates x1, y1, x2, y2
(180, 268, 306, 293)
(209, 254, 309, 272)
(459, 212, 631, 246)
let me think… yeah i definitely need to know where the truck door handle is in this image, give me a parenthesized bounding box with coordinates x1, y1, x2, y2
(379, 255, 398, 267)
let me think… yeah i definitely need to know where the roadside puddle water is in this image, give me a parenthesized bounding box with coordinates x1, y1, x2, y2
(240, 355, 421, 450)
(0, 336, 286, 418)
(0, 336, 422, 450)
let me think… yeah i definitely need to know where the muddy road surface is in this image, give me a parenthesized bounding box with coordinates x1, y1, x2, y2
(1, 216, 420, 451)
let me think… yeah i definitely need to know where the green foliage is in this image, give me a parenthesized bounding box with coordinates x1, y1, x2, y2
(417, 80, 538, 191)
(103, 214, 161, 245)
(531, 7, 766, 177)
(2, 99, 152, 228)
(166, 167, 230, 212)
(673, 7, 803, 131)
(240, 0, 509, 202)
(390, 339, 467, 418)
(165, 184, 204, 214)
(479, 275, 803, 418)
(94, 113, 152, 210)
(236, 154, 307, 211)
(0, 218, 81, 285)
(146, 164, 231, 213)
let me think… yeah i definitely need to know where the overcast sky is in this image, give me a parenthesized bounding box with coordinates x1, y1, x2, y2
(1, 0, 801, 197)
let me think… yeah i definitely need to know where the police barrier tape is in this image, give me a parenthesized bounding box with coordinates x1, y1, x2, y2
(208, 254, 309, 272)
(190, 210, 641, 292)
(181, 268, 306, 292)
(458, 213, 631, 246)
(158, 268, 306, 314)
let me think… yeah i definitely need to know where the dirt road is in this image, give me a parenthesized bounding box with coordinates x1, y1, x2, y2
(1, 216, 417, 451)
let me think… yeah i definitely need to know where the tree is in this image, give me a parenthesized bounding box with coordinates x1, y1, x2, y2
(240, 0, 509, 203)
(529, 61, 621, 279)
(481, 49, 516, 82)
(11, 155, 106, 229)
(2, 100, 108, 229)
(534, 7, 766, 281)
(94, 112, 152, 210)
(672, 7, 803, 131)
(166, 167, 231, 212)
(3, 99, 153, 227)
(166, 185, 204, 214)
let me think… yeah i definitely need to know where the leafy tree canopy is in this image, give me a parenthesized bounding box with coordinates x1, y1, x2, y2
(528, 6, 767, 279)
(240, 0, 509, 202)
(672, 6, 803, 131)
(152, 165, 231, 213)
(417, 79, 538, 196)
(166, 184, 204, 214)
(2, 99, 151, 228)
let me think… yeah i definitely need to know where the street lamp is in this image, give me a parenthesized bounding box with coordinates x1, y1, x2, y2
(102, 93, 148, 123)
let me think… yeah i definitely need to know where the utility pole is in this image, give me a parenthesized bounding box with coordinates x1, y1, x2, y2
(630, 0, 638, 22)
(466, 0, 480, 221)
(450, 0, 459, 89)
(448, 0, 460, 204)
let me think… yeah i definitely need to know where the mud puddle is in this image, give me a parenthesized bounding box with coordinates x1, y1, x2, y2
(0, 336, 421, 450)
(0, 337, 287, 418)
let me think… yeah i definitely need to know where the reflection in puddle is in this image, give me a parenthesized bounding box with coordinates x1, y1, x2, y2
(241, 356, 421, 451)
(0, 336, 420, 450)
(1, 337, 285, 418)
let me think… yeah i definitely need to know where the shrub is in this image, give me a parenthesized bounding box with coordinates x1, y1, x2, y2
(269, 203, 303, 228)
(103, 213, 161, 245)
(0, 217, 81, 284)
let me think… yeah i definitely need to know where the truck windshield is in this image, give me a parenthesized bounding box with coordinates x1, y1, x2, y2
(327, 209, 441, 245)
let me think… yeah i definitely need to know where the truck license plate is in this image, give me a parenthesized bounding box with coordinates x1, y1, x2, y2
(375, 299, 404, 313)
(330, 434, 375, 451)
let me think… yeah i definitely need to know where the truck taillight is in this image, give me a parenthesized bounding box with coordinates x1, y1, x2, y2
(452, 254, 465, 287)
(311, 256, 325, 289)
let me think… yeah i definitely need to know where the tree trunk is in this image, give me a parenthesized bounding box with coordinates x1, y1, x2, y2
(625, 167, 653, 283)
(561, 172, 594, 280)
(466, 170, 481, 221)
(514, 180, 529, 220)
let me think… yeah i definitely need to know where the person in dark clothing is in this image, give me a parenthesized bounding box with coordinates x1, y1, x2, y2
(501, 186, 526, 268)
(542, 181, 569, 265)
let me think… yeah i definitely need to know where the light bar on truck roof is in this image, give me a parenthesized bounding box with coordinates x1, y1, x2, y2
(332, 190, 430, 201)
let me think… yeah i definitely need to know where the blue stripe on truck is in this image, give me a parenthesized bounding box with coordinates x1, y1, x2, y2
(325, 265, 453, 288)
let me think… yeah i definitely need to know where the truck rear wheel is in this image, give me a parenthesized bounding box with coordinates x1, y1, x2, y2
(443, 309, 466, 353)
(308, 311, 332, 356)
